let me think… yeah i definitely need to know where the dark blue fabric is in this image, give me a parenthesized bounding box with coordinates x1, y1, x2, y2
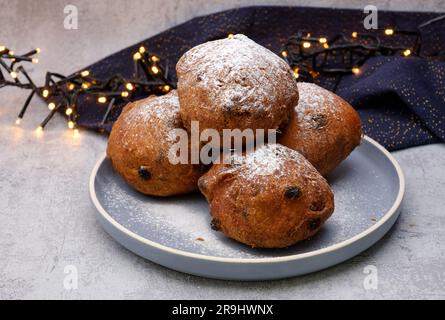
(78, 6, 445, 150)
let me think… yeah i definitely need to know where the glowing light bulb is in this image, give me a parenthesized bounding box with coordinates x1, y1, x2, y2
(68, 121, 75, 129)
(125, 83, 134, 91)
(42, 89, 49, 98)
(163, 85, 171, 92)
(15, 118, 21, 125)
(319, 37, 327, 44)
(352, 67, 360, 75)
(133, 52, 142, 60)
(68, 83, 75, 91)
(0, 45, 5, 52)
(293, 67, 299, 79)
(48, 102, 56, 111)
(281, 50, 288, 58)
(151, 55, 160, 62)
(32, 58, 39, 64)
(384, 28, 394, 36)
(35, 48, 41, 53)
(81, 82, 90, 89)
(310, 70, 319, 78)
(73, 128, 80, 138)
(9, 51, 14, 56)
(352, 31, 358, 38)
(323, 43, 329, 49)
(80, 70, 90, 77)
(151, 65, 159, 74)
(403, 49, 412, 57)
(121, 91, 129, 97)
(139, 46, 146, 54)
(98, 96, 107, 104)
(302, 42, 311, 48)
(228, 33, 234, 39)
(65, 107, 73, 115)
(10, 71, 18, 79)
(36, 126, 43, 135)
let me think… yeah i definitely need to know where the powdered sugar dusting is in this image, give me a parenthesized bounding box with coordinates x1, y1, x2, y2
(118, 91, 180, 148)
(177, 34, 297, 112)
(122, 92, 179, 127)
(229, 144, 310, 180)
(295, 82, 339, 128)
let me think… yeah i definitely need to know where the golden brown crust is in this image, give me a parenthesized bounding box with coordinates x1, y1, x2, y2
(176, 34, 298, 137)
(198, 144, 334, 248)
(278, 82, 362, 176)
(107, 91, 204, 196)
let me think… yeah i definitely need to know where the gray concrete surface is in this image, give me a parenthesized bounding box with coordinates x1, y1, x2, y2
(1, 0, 445, 299)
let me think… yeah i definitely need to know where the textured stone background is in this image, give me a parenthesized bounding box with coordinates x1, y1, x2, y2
(1, 0, 445, 299)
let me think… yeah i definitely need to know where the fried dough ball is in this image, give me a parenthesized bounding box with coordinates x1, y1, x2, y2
(176, 34, 298, 138)
(279, 82, 362, 176)
(107, 91, 204, 196)
(198, 144, 334, 248)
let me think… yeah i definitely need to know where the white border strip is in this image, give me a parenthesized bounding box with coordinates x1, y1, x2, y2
(89, 136, 405, 264)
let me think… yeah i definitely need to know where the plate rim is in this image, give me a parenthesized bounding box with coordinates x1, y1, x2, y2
(89, 135, 405, 264)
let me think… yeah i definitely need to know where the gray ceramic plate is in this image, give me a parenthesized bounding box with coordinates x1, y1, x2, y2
(89, 136, 404, 280)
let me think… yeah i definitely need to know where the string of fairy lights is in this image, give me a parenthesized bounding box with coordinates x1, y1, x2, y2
(0, 44, 174, 134)
(0, 14, 444, 134)
(279, 14, 445, 91)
